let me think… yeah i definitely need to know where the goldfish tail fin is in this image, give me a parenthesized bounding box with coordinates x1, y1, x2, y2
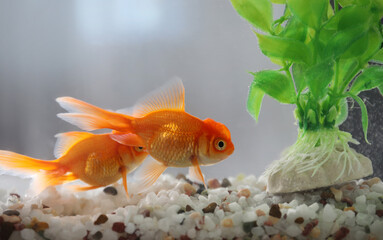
(133, 158, 167, 193)
(56, 97, 133, 131)
(0, 151, 59, 174)
(0, 150, 77, 194)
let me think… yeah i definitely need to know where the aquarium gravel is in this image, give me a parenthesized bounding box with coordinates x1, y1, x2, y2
(0, 174, 383, 240)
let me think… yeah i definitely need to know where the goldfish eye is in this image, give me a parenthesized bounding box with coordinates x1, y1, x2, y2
(214, 139, 226, 151)
(134, 146, 144, 152)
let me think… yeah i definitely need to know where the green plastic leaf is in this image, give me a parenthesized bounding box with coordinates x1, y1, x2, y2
(306, 61, 335, 99)
(230, 0, 273, 33)
(347, 92, 370, 143)
(358, 27, 382, 63)
(371, 48, 383, 63)
(335, 98, 349, 126)
(287, 0, 327, 29)
(349, 66, 383, 95)
(323, 25, 368, 59)
(292, 63, 308, 92)
(338, 58, 360, 88)
(247, 83, 265, 122)
(256, 33, 312, 64)
(341, 30, 369, 59)
(279, 16, 308, 42)
(338, 0, 355, 7)
(250, 70, 297, 104)
(271, 0, 286, 3)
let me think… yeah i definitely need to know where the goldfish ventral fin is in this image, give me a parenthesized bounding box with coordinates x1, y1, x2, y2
(189, 157, 206, 189)
(54, 132, 93, 158)
(120, 166, 129, 198)
(133, 158, 167, 193)
(133, 78, 185, 117)
(109, 132, 145, 147)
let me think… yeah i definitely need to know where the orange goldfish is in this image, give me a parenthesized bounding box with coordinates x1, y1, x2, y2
(56, 80, 234, 189)
(0, 132, 148, 195)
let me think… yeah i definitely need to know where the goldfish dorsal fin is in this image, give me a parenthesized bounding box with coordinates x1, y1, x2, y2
(132, 78, 185, 117)
(54, 132, 93, 158)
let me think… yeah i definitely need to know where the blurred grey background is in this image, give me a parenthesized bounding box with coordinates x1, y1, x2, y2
(0, 0, 379, 193)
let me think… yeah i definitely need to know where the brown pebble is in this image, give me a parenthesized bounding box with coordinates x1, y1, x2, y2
(221, 178, 231, 187)
(221, 218, 233, 227)
(179, 235, 191, 240)
(203, 202, 217, 213)
(238, 189, 251, 198)
(9, 193, 20, 199)
(341, 197, 353, 206)
(321, 190, 334, 200)
(163, 236, 174, 240)
(3, 210, 20, 216)
(0, 216, 3, 224)
(344, 206, 355, 212)
(126, 233, 139, 240)
(8, 203, 24, 210)
(295, 217, 304, 224)
(176, 174, 187, 181)
(94, 214, 108, 225)
(302, 220, 318, 236)
(141, 209, 150, 218)
(112, 222, 125, 233)
(0, 221, 14, 240)
(334, 227, 350, 240)
(270, 235, 282, 240)
(1, 214, 21, 224)
(207, 179, 220, 189)
(185, 205, 193, 212)
(183, 183, 196, 196)
(269, 204, 282, 218)
(31, 204, 39, 210)
(376, 209, 383, 217)
(14, 223, 25, 231)
(256, 209, 265, 216)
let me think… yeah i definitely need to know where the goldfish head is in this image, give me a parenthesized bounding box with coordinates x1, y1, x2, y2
(197, 118, 234, 166)
(123, 146, 149, 172)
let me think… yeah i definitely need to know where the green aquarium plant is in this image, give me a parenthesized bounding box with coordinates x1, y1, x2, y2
(231, 0, 383, 193)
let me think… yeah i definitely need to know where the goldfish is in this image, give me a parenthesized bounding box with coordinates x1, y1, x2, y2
(0, 132, 148, 195)
(56, 80, 234, 190)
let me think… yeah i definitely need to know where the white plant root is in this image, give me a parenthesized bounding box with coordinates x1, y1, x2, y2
(264, 128, 373, 193)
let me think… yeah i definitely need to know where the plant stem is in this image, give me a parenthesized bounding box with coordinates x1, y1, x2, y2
(334, 0, 339, 13)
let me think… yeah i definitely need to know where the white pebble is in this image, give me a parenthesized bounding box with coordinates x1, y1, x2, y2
(228, 202, 242, 212)
(355, 195, 366, 204)
(251, 226, 265, 237)
(356, 212, 374, 226)
(285, 225, 301, 237)
(242, 211, 257, 222)
(322, 204, 337, 222)
(371, 182, 383, 193)
(133, 214, 144, 224)
(125, 222, 136, 234)
(215, 209, 225, 220)
(265, 226, 279, 235)
(370, 219, 383, 236)
(367, 204, 376, 215)
(204, 215, 216, 231)
(20, 229, 36, 240)
(187, 228, 197, 238)
(158, 218, 170, 232)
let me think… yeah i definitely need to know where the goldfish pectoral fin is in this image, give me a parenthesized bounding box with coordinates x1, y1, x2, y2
(69, 185, 103, 192)
(54, 132, 93, 158)
(120, 167, 129, 198)
(189, 157, 206, 189)
(133, 158, 167, 193)
(132, 77, 185, 117)
(110, 132, 145, 147)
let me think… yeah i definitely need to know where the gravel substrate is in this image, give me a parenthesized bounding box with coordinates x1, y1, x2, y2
(0, 174, 383, 240)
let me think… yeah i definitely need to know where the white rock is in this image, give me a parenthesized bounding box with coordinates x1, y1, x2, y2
(371, 182, 383, 193)
(158, 218, 170, 232)
(228, 202, 242, 212)
(242, 211, 257, 222)
(204, 215, 216, 231)
(370, 219, 383, 237)
(251, 226, 265, 237)
(356, 212, 374, 226)
(265, 226, 279, 235)
(322, 204, 337, 222)
(285, 225, 301, 237)
(215, 209, 225, 220)
(125, 222, 136, 234)
(20, 229, 36, 240)
(356, 195, 366, 204)
(187, 228, 197, 238)
(366, 204, 376, 215)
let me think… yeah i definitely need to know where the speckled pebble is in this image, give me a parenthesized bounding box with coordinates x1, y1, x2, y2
(103, 186, 118, 196)
(221, 218, 233, 228)
(183, 183, 196, 196)
(238, 189, 251, 198)
(330, 187, 343, 202)
(294, 217, 304, 224)
(1, 214, 21, 224)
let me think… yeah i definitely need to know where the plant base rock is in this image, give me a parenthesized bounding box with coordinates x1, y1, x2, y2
(267, 148, 373, 194)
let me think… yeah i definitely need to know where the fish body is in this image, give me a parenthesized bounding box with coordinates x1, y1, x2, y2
(0, 132, 147, 195)
(57, 80, 234, 189)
